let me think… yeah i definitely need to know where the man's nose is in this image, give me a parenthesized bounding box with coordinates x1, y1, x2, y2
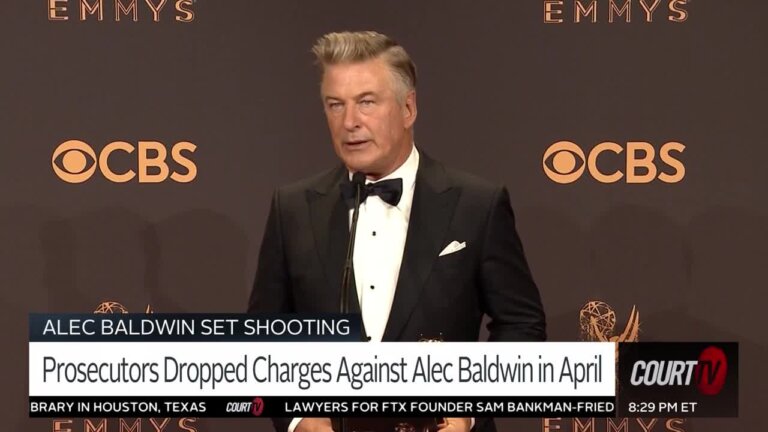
(342, 105, 360, 131)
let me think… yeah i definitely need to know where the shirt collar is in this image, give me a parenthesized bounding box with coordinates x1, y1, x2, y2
(347, 145, 419, 210)
(347, 145, 419, 186)
(376, 145, 418, 188)
(374, 145, 418, 212)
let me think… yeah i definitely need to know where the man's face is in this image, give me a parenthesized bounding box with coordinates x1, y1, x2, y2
(321, 57, 416, 179)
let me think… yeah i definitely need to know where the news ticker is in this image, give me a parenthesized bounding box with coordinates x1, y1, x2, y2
(29, 396, 616, 418)
(28, 314, 738, 418)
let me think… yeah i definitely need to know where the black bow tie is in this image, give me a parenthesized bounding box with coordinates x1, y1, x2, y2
(340, 177, 403, 207)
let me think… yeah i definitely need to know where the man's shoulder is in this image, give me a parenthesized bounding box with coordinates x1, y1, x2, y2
(444, 165, 501, 192)
(275, 165, 345, 198)
(422, 154, 504, 199)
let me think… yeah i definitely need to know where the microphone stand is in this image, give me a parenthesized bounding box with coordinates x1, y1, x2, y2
(340, 173, 364, 316)
(339, 172, 366, 432)
(338, 173, 440, 432)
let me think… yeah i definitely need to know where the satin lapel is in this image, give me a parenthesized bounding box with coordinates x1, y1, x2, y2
(383, 154, 459, 340)
(307, 167, 362, 314)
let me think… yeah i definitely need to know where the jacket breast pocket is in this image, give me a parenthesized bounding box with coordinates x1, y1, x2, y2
(433, 244, 475, 281)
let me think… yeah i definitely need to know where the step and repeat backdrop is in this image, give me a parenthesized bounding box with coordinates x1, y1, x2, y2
(2, 0, 765, 431)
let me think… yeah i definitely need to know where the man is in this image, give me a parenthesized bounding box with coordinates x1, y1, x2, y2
(249, 31, 546, 432)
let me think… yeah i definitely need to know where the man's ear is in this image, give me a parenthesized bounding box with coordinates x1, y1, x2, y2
(403, 90, 417, 129)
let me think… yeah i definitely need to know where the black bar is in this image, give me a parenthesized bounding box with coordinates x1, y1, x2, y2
(617, 342, 738, 418)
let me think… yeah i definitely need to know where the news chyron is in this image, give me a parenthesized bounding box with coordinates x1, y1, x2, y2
(28, 313, 739, 419)
(618, 342, 738, 417)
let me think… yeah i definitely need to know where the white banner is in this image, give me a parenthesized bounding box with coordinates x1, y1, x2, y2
(29, 342, 615, 397)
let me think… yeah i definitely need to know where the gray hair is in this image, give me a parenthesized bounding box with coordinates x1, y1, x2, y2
(312, 31, 417, 100)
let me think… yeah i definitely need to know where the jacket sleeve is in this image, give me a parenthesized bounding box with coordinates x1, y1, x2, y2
(247, 189, 294, 432)
(248, 189, 294, 314)
(480, 186, 546, 342)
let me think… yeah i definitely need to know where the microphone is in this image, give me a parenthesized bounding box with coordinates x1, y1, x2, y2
(351, 171, 367, 189)
(340, 172, 366, 314)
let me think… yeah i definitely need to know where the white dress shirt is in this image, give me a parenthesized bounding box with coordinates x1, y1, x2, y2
(288, 147, 417, 432)
(351, 145, 419, 342)
(289, 147, 473, 431)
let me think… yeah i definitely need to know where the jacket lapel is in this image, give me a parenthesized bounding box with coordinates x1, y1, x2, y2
(307, 166, 362, 314)
(383, 153, 459, 340)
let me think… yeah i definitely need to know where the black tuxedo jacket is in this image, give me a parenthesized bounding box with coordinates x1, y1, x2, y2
(248, 152, 546, 432)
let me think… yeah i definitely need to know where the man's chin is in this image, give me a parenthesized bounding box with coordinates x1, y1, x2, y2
(346, 165, 378, 177)
(341, 155, 380, 175)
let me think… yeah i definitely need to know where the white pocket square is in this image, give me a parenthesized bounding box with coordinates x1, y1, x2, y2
(439, 240, 466, 257)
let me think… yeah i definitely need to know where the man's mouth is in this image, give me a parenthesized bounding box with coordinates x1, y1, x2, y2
(345, 139, 370, 147)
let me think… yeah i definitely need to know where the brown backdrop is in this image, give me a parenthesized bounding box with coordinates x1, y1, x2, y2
(2, 0, 766, 431)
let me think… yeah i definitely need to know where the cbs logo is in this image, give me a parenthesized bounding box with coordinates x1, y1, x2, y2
(543, 141, 685, 184)
(52, 140, 197, 184)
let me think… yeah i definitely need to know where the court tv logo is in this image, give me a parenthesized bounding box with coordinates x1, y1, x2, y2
(224, 397, 264, 416)
(629, 345, 728, 395)
(542, 140, 685, 184)
(52, 139, 197, 184)
(619, 341, 738, 417)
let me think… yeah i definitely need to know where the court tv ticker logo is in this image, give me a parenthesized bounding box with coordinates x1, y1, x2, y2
(51, 301, 200, 432)
(52, 140, 197, 184)
(48, 0, 196, 22)
(542, 140, 685, 184)
(543, 0, 690, 23)
(226, 397, 265, 416)
(542, 301, 687, 432)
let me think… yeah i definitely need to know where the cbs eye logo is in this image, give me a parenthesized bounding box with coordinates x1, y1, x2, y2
(543, 141, 685, 184)
(52, 140, 197, 184)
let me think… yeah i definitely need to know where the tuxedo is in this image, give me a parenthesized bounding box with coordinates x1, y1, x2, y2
(248, 151, 546, 432)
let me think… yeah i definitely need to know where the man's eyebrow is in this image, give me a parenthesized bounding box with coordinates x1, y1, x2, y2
(323, 91, 378, 102)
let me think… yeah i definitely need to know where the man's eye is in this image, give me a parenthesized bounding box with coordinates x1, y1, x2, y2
(360, 99, 375, 106)
(328, 102, 343, 110)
